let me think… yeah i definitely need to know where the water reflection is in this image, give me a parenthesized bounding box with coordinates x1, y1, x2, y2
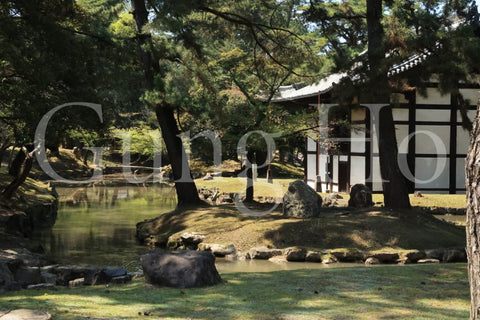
(38, 185, 177, 268)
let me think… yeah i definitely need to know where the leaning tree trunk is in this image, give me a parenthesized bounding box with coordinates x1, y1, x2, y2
(367, 0, 410, 208)
(466, 102, 480, 319)
(131, 0, 201, 206)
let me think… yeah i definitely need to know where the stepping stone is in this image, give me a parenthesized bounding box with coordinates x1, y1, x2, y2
(0, 309, 51, 320)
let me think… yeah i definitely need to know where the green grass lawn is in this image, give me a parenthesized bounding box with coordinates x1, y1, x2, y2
(0, 264, 469, 319)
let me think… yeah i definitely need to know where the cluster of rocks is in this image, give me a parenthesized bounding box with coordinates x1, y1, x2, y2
(168, 232, 467, 265)
(197, 188, 235, 205)
(282, 181, 374, 218)
(0, 248, 138, 293)
(420, 206, 466, 215)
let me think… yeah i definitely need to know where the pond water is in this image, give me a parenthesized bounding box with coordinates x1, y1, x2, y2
(37, 185, 177, 269)
(36, 185, 465, 273)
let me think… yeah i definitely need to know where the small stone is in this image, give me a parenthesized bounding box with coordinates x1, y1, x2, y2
(417, 259, 440, 264)
(68, 278, 84, 287)
(26, 283, 55, 290)
(0, 309, 51, 320)
(305, 251, 322, 263)
(249, 247, 283, 260)
(348, 184, 373, 208)
(284, 248, 306, 261)
(365, 257, 380, 265)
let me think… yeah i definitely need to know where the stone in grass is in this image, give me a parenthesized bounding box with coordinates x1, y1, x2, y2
(365, 257, 380, 265)
(140, 250, 222, 288)
(283, 180, 322, 218)
(305, 251, 322, 263)
(0, 309, 51, 320)
(249, 247, 283, 260)
(284, 248, 306, 262)
(348, 184, 373, 208)
(417, 259, 440, 264)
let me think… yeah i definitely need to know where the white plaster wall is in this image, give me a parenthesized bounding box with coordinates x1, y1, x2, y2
(332, 155, 339, 183)
(416, 109, 451, 122)
(351, 124, 366, 153)
(459, 88, 480, 105)
(416, 88, 451, 105)
(307, 137, 317, 152)
(415, 125, 450, 155)
(372, 156, 382, 192)
(457, 110, 477, 123)
(456, 158, 466, 189)
(392, 108, 409, 121)
(306, 154, 317, 181)
(395, 125, 409, 154)
(414, 158, 450, 189)
(350, 156, 365, 186)
(457, 126, 470, 155)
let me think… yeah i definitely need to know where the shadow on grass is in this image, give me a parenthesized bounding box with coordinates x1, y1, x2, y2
(0, 264, 469, 319)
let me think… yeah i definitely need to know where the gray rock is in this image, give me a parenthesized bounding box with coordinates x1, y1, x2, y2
(110, 275, 133, 284)
(14, 267, 42, 287)
(0, 309, 52, 320)
(68, 278, 84, 287)
(284, 248, 306, 261)
(417, 259, 440, 264)
(249, 247, 283, 260)
(210, 244, 236, 257)
(330, 250, 364, 262)
(443, 248, 467, 262)
(40, 271, 56, 285)
(305, 251, 322, 263)
(140, 250, 222, 288)
(425, 249, 445, 260)
(26, 283, 55, 290)
(216, 193, 233, 205)
(348, 184, 373, 208)
(367, 252, 399, 263)
(283, 180, 322, 218)
(365, 257, 380, 265)
(402, 250, 426, 263)
(180, 232, 206, 246)
(323, 193, 343, 207)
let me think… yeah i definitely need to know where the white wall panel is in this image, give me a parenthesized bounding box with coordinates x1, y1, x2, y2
(392, 108, 409, 121)
(372, 156, 382, 192)
(415, 125, 450, 155)
(457, 110, 477, 123)
(416, 109, 450, 122)
(306, 154, 317, 181)
(457, 126, 470, 155)
(414, 158, 449, 189)
(307, 137, 317, 152)
(456, 158, 466, 189)
(395, 125, 409, 153)
(459, 88, 479, 105)
(333, 156, 339, 183)
(416, 88, 451, 105)
(351, 124, 366, 153)
(350, 156, 365, 186)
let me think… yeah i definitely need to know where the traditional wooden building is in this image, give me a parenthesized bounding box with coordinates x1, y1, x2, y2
(273, 59, 478, 194)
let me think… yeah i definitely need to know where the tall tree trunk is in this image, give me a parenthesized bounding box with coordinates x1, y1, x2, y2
(2, 146, 34, 200)
(367, 0, 410, 208)
(131, 0, 201, 206)
(466, 102, 480, 319)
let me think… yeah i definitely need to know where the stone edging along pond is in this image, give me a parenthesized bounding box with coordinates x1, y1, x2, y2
(177, 233, 467, 265)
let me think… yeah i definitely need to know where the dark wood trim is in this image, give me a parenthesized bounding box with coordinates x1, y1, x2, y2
(415, 154, 450, 158)
(407, 90, 416, 193)
(365, 107, 372, 191)
(450, 95, 458, 194)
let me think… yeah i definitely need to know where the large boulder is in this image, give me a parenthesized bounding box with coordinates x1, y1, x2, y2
(140, 250, 222, 288)
(348, 184, 373, 208)
(249, 247, 283, 259)
(283, 180, 322, 218)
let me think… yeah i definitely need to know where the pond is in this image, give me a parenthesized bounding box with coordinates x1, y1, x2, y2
(36, 185, 465, 273)
(37, 185, 177, 269)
